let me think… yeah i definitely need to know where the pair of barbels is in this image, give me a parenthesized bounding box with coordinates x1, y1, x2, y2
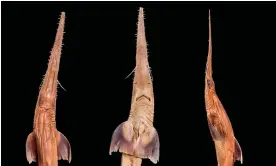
(25, 7, 243, 166)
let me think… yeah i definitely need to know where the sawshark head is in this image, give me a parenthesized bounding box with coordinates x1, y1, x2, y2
(132, 7, 154, 104)
(205, 9, 216, 95)
(38, 12, 65, 109)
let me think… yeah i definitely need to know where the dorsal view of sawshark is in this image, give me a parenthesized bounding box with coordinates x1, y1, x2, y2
(25, 12, 72, 166)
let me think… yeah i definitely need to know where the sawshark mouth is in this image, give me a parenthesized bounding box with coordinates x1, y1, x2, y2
(136, 95, 151, 101)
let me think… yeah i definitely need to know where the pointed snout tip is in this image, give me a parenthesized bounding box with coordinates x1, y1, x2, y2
(139, 7, 144, 16)
(60, 11, 66, 18)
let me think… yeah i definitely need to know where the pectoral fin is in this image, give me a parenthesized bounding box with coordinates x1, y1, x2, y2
(135, 126, 160, 164)
(207, 114, 223, 141)
(234, 138, 243, 164)
(109, 121, 160, 164)
(26, 132, 37, 164)
(109, 121, 135, 155)
(56, 131, 72, 163)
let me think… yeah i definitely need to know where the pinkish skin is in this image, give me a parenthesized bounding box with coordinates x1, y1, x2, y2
(25, 12, 72, 166)
(109, 7, 160, 166)
(205, 10, 243, 166)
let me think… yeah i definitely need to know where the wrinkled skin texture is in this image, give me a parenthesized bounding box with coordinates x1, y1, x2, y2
(109, 7, 160, 166)
(25, 12, 72, 166)
(205, 10, 243, 166)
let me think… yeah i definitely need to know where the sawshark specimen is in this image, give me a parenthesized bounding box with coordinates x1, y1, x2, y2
(25, 12, 72, 166)
(109, 7, 160, 166)
(205, 10, 243, 166)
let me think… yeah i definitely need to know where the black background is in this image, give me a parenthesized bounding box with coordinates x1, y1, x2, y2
(2, 1, 276, 166)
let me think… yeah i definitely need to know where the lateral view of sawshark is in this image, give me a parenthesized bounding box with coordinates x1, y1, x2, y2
(25, 12, 72, 166)
(109, 7, 160, 166)
(204, 10, 243, 166)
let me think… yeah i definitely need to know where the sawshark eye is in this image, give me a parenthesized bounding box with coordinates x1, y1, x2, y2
(207, 79, 211, 87)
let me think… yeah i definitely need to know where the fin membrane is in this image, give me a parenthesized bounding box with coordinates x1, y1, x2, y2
(134, 125, 160, 164)
(109, 121, 135, 155)
(207, 113, 225, 140)
(26, 132, 37, 164)
(56, 130, 72, 163)
(234, 138, 243, 164)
